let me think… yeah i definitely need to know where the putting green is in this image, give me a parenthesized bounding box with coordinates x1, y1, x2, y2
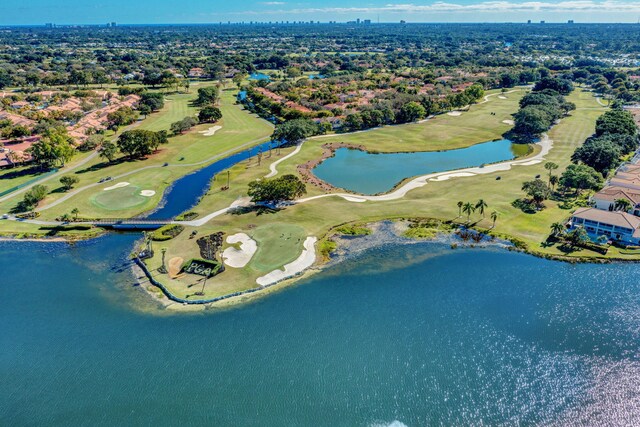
(92, 185, 149, 211)
(249, 223, 307, 272)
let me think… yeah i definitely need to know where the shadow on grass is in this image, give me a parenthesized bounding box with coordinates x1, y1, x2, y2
(0, 166, 44, 181)
(75, 158, 129, 175)
(228, 205, 282, 216)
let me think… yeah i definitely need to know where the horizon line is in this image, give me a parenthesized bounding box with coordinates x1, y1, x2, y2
(2, 21, 640, 27)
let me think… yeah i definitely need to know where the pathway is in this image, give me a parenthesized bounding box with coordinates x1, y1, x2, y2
(0, 151, 99, 204)
(264, 142, 303, 178)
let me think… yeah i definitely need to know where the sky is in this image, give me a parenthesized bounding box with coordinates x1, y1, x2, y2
(2, 0, 640, 25)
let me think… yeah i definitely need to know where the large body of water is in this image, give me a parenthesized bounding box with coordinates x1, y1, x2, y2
(313, 139, 526, 194)
(2, 236, 639, 425)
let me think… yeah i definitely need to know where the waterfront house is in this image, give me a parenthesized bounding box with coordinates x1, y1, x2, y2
(570, 207, 640, 245)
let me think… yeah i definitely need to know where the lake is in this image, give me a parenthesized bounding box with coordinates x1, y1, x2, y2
(312, 139, 527, 195)
(1, 236, 639, 425)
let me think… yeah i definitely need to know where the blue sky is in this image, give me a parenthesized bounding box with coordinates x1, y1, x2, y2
(1, 0, 640, 25)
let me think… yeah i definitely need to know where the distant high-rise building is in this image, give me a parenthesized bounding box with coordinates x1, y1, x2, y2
(111, 22, 116, 27)
(568, 20, 574, 24)
(527, 19, 532, 24)
(363, 19, 371, 25)
(356, 18, 361, 24)
(400, 20, 407, 24)
(45, 23, 53, 28)
(540, 20, 545, 24)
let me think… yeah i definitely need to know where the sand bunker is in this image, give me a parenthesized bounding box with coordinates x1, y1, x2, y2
(140, 190, 156, 197)
(256, 237, 317, 287)
(502, 119, 515, 125)
(168, 257, 184, 279)
(199, 125, 222, 136)
(222, 233, 258, 268)
(103, 182, 130, 191)
(430, 172, 476, 182)
(447, 111, 462, 116)
(498, 96, 507, 99)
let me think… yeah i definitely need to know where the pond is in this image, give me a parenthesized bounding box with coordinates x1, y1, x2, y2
(312, 139, 528, 195)
(248, 73, 271, 82)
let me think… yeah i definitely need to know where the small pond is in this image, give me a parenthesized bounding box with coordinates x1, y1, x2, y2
(249, 73, 271, 82)
(312, 139, 528, 195)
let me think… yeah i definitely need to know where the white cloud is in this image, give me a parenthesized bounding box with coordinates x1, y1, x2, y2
(243, 1, 640, 15)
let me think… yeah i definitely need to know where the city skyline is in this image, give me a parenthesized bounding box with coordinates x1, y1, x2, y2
(2, 1, 640, 25)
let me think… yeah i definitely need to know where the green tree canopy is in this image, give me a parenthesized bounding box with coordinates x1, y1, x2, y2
(171, 117, 198, 135)
(194, 86, 220, 106)
(271, 118, 319, 143)
(247, 174, 307, 204)
(595, 109, 638, 137)
(560, 164, 604, 192)
(522, 178, 551, 207)
(571, 137, 622, 173)
(117, 129, 167, 159)
(198, 106, 222, 123)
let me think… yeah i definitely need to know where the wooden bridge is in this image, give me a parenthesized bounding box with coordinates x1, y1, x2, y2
(92, 219, 173, 230)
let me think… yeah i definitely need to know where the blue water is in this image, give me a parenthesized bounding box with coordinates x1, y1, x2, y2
(309, 74, 325, 80)
(248, 73, 270, 82)
(145, 140, 282, 219)
(313, 139, 521, 195)
(2, 237, 640, 425)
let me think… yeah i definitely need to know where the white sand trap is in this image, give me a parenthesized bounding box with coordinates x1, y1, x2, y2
(447, 111, 462, 116)
(222, 233, 257, 268)
(256, 237, 317, 287)
(103, 182, 130, 191)
(199, 125, 222, 136)
(343, 196, 367, 203)
(517, 160, 542, 166)
(430, 172, 476, 182)
(502, 119, 515, 125)
(498, 96, 507, 99)
(140, 190, 156, 197)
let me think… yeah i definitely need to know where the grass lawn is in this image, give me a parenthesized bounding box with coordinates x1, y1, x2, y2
(140, 88, 623, 301)
(0, 87, 273, 221)
(249, 223, 307, 271)
(92, 185, 148, 211)
(311, 88, 525, 153)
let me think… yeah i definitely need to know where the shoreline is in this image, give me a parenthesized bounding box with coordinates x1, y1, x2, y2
(130, 217, 630, 313)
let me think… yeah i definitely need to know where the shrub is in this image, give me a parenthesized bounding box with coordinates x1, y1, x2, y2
(335, 224, 371, 236)
(151, 224, 185, 241)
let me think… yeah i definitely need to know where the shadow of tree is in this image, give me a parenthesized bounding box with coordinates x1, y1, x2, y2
(75, 158, 127, 174)
(0, 166, 44, 181)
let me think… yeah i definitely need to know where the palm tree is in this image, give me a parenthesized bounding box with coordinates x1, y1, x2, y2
(549, 174, 559, 191)
(490, 211, 499, 228)
(462, 202, 475, 222)
(457, 201, 463, 217)
(544, 162, 559, 185)
(475, 199, 488, 217)
(71, 208, 79, 220)
(550, 222, 565, 237)
(614, 198, 632, 212)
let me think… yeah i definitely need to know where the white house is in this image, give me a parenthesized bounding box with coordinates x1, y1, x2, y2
(570, 207, 640, 245)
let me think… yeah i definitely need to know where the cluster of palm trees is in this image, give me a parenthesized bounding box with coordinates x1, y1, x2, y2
(544, 161, 560, 191)
(613, 198, 632, 212)
(456, 199, 499, 228)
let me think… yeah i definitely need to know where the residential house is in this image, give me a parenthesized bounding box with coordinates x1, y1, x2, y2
(592, 186, 640, 216)
(570, 207, 640, 245)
